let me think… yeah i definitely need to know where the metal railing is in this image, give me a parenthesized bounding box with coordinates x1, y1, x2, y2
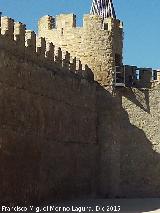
(115, 65, 125, 87)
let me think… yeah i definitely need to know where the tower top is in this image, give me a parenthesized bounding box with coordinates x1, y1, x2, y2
(90, 0, 116, 20)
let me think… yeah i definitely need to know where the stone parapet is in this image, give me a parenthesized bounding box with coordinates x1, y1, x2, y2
(0, 14, 94, 83)
(38, 13, 123, 90)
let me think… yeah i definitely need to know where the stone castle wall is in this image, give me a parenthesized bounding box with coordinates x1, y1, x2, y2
(0, 13, 160, 203)
(0, 15, 98, 202)
(38, 14, 123, 89)
(96, 86, 160, 198)
(120, 87, 160, 197)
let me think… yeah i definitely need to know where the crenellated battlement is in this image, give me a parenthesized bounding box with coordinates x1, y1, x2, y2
(39, 13, 123, 32)
(38, 13, 123, 89)
(124, 65, 160, 88)
(0, 12, 158, 90)
(0, 14, 94, 83)
(0, 4, 160, 203)
(1, 16, 14, 39)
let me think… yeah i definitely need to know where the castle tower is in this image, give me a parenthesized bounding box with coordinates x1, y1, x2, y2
(38, 1, 123, 90)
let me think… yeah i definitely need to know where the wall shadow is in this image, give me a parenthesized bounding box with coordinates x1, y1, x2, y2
(120, 87, 150, 113)
(96, 84, 160, 212)
(0, 74, 159, 213)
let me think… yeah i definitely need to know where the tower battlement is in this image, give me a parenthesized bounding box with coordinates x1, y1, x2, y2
(38, 13, 123, 89)
(39, 13, 122, 31)
(0, 14, 94, 83)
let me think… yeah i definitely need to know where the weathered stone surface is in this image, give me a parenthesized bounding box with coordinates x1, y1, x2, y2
(38, 14, 123, 89)
(0, 37, 98, 203)
(120, 87, 160, 197)
(0, 13, 160, 204)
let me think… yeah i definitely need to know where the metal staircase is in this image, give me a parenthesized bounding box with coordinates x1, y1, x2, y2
(115, 65, 125, 87)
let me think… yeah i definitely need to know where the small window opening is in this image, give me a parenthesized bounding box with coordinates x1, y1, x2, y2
(61, 28, 64, 35)
(103, 23, 108, 30)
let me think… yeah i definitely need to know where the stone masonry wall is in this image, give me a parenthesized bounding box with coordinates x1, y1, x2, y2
(120, 86, 160, 197)
(38, 14, 123, 89)
(0, 16, 98, 203)
(96, 86, 160, 198)
(0, 12, 160, 203)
